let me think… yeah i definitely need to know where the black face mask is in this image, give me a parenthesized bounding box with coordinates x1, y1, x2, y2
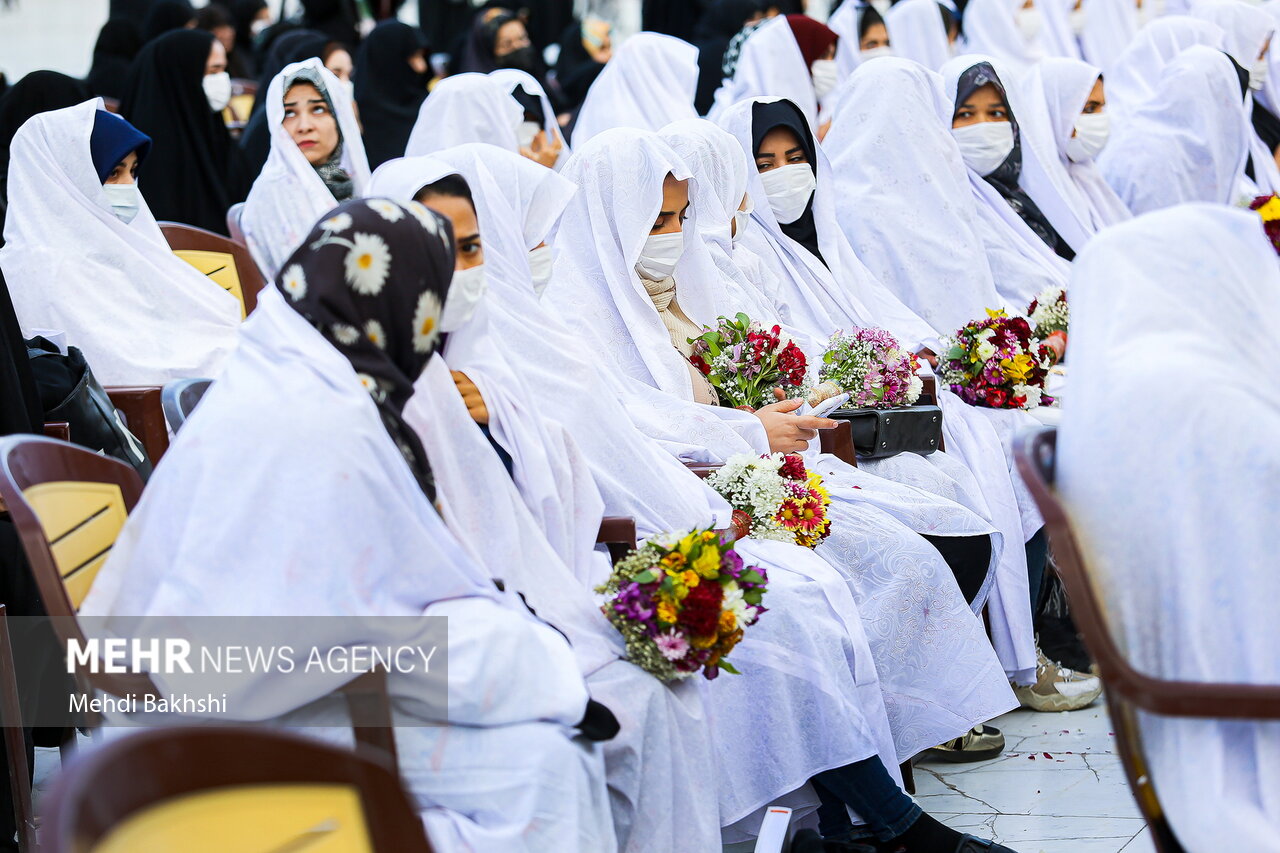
(498, 45, 542, 75)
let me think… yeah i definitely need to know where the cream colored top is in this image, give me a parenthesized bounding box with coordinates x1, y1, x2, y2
(642, 275, 719, 405)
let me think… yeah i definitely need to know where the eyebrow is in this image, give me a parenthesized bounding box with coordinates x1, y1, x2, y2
(657, 209, 675, 217)
(459, 233, 481, 243)
(283, 97, 327, 107)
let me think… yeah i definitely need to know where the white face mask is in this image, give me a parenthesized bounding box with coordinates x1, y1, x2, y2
(1250, 58, 1269, 92)
(810, 59, 839, 100)
(952, 121, 1015, 176)
(635, 230, 684, 281)
(516, 120, 541, 149)
(1065, 112, 1110, 162)
(732, 196, 754, 243)
(1069, 8, 1086, 35)
(441, 264, 488, 332)
(759, 163, 816, 225)
(1016, 7, 1043, 41)
(203, 72, 232, 112)
(102, 183, 141, 224)
(527, 245, 554, 296)
(859, 45, 894, 61)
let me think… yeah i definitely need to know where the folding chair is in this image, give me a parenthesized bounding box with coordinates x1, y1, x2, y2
(159, 378, 212, 434)
(0, 437, 401, 774)
(158, 222, 265, 319)
(1014, 425, 1280, 853)
(40, 726, 433, 853)
(103, 386, 168, 464)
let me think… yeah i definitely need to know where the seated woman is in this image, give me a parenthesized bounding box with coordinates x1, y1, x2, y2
(884, 0, 959, 71)
(710, 14, 839, 130)
(1099, 45, 1252, 214)
(956, 0, 1049, 73)
(79, 198, 617, 853)
(241, 58, 369, 280)
(933, 56, 1073, 307)
(1018, 58, 1131, 249)
(404, 73, 525, 157)
(120, 29, 250, 236)
(570, 32, 701, 146)
(828, 1, 893, 78)
(1061, 203, 1280, 853)
(490, 68, 570, 169)
(354, 21, 432, 169)
(546, 125, 1020, 853)
(1, 101, 241, 385)
(1102, 16, 1226, 128)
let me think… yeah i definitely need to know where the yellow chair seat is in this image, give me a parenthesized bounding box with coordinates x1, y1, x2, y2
(173, 249, 248, 319)
(22, 481, 127, 609)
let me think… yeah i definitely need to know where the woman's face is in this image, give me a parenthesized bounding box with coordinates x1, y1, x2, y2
(105, 150, 140, 185)
(1080, 77, 1106, 115)
(494, 20, 532, 57)
(205, 39, 227, 75)
(282, 83, 340, 165)
(325, 48, 353, 82)
(650, 174, 690, 235)
(408, 49, 429, 75)
(753, 126, 809, 173)
(420, 194, 485, 270)
(952, 82, 1009, 128)
(859, 22, 889, 51)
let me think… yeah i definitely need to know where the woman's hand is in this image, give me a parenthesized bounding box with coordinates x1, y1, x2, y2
(451, 371, 489, 424)
(520, 129, 563, 169)
(914, 346, 938, 369)
(754, 398, 837, 454)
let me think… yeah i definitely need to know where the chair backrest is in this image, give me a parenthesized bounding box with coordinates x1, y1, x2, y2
(0, 437, 153, 702)
(158, 222, 264, 319)
(160, 378, 213, 434)
(225, 202, 246, 245)
(40, 727, 434, 853)
(103, 386, 169, 464)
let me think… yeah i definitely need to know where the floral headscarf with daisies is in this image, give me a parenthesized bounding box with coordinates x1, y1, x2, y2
(277, 196, 455, 500)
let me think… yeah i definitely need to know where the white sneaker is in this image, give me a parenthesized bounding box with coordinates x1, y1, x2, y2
(1012, 646, 1102, 712)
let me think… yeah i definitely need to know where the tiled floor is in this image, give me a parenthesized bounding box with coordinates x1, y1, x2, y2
(915, 703, 1154, 853)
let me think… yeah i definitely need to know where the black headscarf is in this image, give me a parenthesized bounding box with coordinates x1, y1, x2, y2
(281, 198, 457, 501)
(644, 0, 707, 44)
(238, 28, 331, 176)
(694, 0, 763, 114)
(231, 0, 269, 73)
(121, 29, 250, 234)
(0, 270, 41, 436)
(554, 18, 607, 108)
(751, 98, 824, 266)
(953, 61, 1074, 262)
(301, 0, 360, 50)
(355, 21, 431, 168)
(87, 21, 144, 101)
(142, 0, 197, 42)
(0, 71, 91, 238)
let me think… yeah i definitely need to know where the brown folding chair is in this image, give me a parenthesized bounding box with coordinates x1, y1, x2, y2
(225, 202, 247, 245)
(0, 437, 400, 773)
(1014, 425, 1280, 853)
(40, 726, 433, 853)
(103, 386, 169, 464)
(158, 222, 265, 319)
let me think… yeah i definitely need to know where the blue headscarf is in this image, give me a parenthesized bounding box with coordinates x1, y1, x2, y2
(89, 109, 152, 183)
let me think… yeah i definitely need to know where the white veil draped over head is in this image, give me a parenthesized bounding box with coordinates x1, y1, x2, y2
(958, 0, 1047, 71)
(1077, 0, 1139, 72)
(824, 59, 1007, 335)
(241, 58, 371, 280)
(1259, 0, 1280, 116)
(1189, 0, 1280, 194)
(1103, 15, 1226, 125)
(570, 33, 700, 146)
(1060, 203, 1280, 853)
(885, 0, 954, 71)
(1099, 45, 1252, 213)
(1018, 57, 1133, 248)
(716, 96, 939, 349)
(0, 99, 240, 386)
(710, 16, 820, 126)
(489, 68, 572, 166)
(938, 55, 1073, 306)
(404, 73, 523, 157)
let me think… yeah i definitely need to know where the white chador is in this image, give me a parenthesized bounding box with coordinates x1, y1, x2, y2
(570, 33, 700, 147)
(1061, 204, 1280, 853)
(404, 72, 523, 157)
(78, 266, 615, 852)
(0, 100, 240, 385)
(371, 143, 903, 843)
(240, 59, 370, 280)
(722, 90, 1041, 681)
(547, 126, 1015, 767)
(1102, 16, 1225, 128)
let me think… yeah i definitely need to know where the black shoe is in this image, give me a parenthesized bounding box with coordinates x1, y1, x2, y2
(955, 836, 1018, 852)
(792, 828, 878, 852)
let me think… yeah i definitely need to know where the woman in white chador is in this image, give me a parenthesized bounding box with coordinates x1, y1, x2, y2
(1060, 203, 1280, 853)
(1102, 15, 1225, 126)
(1099, 45, 1252, 212)
(241, 58, 370, 280)
(956, 0, 1051, 73)
(885, 0, 958, 71)
(571, 32, 699, 146)
(0, 100, 240, 385)
(78, 198, 617, 853)
(710, 15, 840, 129)
(404, 72, 523, 157)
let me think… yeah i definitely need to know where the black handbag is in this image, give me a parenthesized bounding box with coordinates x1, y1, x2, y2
(26, 337, 153, 482)
(830, 405, 943, 459)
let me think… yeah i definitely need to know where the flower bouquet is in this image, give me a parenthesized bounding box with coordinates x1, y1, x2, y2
(1026, 287, 1068, 363)
(941, 310, 1055, 410)
(596, 529, 768, 681)
(706, 453, 832, 548)
(810, 327, 924, 409)
(1249, 194, 1280, 255)
(688, 313, 809, 409)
